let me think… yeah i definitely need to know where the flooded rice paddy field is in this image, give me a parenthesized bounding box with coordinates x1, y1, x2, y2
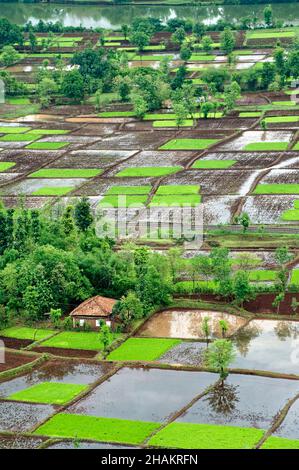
(1, 107, 299, 223)
(1, 319, 299, 447)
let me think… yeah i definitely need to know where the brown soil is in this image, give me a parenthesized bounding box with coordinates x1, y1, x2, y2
(32, 346, 98, 358)
(0, 351, 35, 372)
(0, 337, 32, 350)
(244, 293, 299, 315)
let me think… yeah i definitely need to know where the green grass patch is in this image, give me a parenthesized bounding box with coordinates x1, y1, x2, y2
(175, 280, 218, 293)
(8, 97, 30, 105)
(39, 330, 119, 351)
(262, 436, 299, 449)
(150, 194, 201, 207)
(156, 185, 200, 195)
(160, 138, 219, 150)
(8, 382, 87, 405)
(254, 184, 299, 194)
(248, 270, 278, 282)
(0, 162, 16, 171)
(34, 414, 159, 445)
(143, 45, 166, 51)
(98, 194, 148, 207)
(190, 54, 216, 61)
(29, 129, 70, 135)
(290, 269, 299, 285)
(116, 167, 182, 178)
(107, 185, 151, 195)
(0, 326, 55, 341)
(29, 169, 103, 178)
(244, 142, 288, 151)
(153, 120, 193, 128)
(0, 133, 41, 142)
(32, 187, 74, 196)
(239, 112, 262, 117)
(272, 101, 296, 106)
(292, 142, 299, 151)
(26, 142, 70, 150)
(247, 31, 295, 39)
(104, 36, 125, 41)
(281, 209, 299, 221)
(192, 159, 236, 169)
(107, 337, 180, 361)
(98, 111, 135, 118)
(133, 55, 173, 61)
(0, 126, 31, 134)
(149, 423, 264, 449)
(264, 116, 299, 123)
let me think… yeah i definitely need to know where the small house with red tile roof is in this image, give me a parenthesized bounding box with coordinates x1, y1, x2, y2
(70, 295, 117, 330)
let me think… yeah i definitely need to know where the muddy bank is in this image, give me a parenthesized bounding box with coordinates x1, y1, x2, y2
(0, 351, 35, 373)
(0, 336, 32, 350)
(32, 346, 98, 358)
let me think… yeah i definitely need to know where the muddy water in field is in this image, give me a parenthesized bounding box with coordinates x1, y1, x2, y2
(273, 398, 299, 439)
(231, 319, 299, 374)
(158, 342, 206, 366)
(138, 310, 247, 339)
(0, 401, 54, 432)
(0, 360, 111, 398)
(67, 367, 217, 422)
(178, 374, 299, 429)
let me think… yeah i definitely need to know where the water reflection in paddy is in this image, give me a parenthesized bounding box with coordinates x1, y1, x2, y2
(138, 310, 247, 339)
(232, 319, 299, 374)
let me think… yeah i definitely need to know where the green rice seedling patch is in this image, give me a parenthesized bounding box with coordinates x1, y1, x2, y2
(149, 423, 264, 449)
(0, 133, 41, 142)
(281, 209, 299, 221)
(290, 269, 299, 285)
(192, 159, 236, 169)
(8, 382, 87, 405)
(107, 338, 181, 361)
(189, 54, 216, 61)
(254, 184, 299, 194)
(39, 330, 120, 351)
(264, 116, 299, 123)
(29, 129, 70, 135)
(156, 185, 200, 195)
(0, 326, 55, 341)
(248, 270, 278, 282)
(153, 120, 193, 128)
(26, 142, 70, 150)
(116, 167, 182, 177)
(34, 414, 159, 445)
(160, 138, 219, 150)
(8, 98, 30, 105)
(98, 195, 148, 207)
(262, 436, 299, 449)
(32, 187, 74, 196)
(247, 31, 295, 39)
(292, 142, 299, 151)
(244, 142, 288, 151)
(29, 169, 103, 178)
(0, 162, 16, 171)
(98, 111, 135, 117)
(0, 126, 31, 134)
(272, 101, 296, 107)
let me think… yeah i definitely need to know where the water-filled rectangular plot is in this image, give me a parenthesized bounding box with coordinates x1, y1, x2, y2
(67, 367, 217, 422)
(0, 400, 55, 432)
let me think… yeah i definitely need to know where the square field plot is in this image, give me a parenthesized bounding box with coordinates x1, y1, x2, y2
(29, 169, 103, 178)
(67, 368, 217, 422)
(156, 185, 200, 194)
(242, 195, 296, 224)
(220, 131, 293, 151)
(0, 126, 31, 134)
(0, 401, 55, 432)
(34, 414, 159, 445)
(262, 436, 299, 449)
(159, 139, 219, 150)
(0, 162, 16, 172)
(149, 194, 201, 206)
(116, 167, 182, 178)
(0, 326, 55, 341)
(231, 319, 299, 375)
(177, 374, 299, 429)
(32, 187, 74, 196)
(158, 342, 207, 367)
(0, 359, 112, 398)
(0, 435, 43, 449)
(107, 185, 151, 195)
(98, 194, 148, 208)
(8, 382, 88, 405)
(254, 184, 299, 194)
(38, 331, 119, 351)
(26, 142, 70, 150)
(107, 338, 181, 361)
(3, 178, 86, 197)
(192, 160, 236, 169)
(149, 423, 264, 449)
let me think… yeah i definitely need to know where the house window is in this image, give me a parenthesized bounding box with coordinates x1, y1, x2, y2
(106, 320, 111, 328)
(96, 320, 100, 327)
(79, 319, 85, 326)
